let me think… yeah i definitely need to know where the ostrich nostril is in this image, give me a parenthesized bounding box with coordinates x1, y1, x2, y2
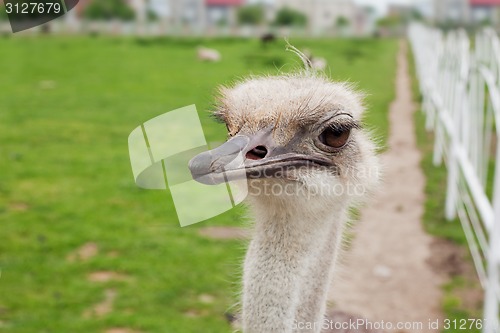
(246, 146, 268, 160)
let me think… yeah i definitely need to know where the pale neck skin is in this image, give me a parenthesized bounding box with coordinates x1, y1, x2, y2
(242, 189, 348, 333)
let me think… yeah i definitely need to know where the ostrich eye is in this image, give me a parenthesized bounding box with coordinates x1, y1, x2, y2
(319, 127, 351, 148)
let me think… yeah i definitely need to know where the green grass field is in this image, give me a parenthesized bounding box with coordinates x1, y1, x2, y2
(0, 36, 397, 333)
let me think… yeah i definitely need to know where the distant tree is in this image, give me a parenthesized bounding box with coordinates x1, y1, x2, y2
(409, 9, 424, 21)
(146, 8, 158, 22)
(335, 15, 350, 36)
(145, 0, 159, 22)
(437, 19, 462, 31)
(238, 4, 265, 25)
(217, 17, 228, 27)
(376, 15, 401, 29)
(274, 7, 307, 27)
(479, 18, 493, 26)
(335, 16, 350, 29)
(363, 6, 376, 16)
(84, 0, 135, 21)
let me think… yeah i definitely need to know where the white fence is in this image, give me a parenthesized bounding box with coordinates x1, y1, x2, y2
(409, 24, 500, 332)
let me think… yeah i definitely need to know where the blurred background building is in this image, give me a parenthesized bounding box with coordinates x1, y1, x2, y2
(270, 0, 369, 35)
(145, 0, 376, 36)
(433, 0, 500, 27)
(2, 0, 500, 36)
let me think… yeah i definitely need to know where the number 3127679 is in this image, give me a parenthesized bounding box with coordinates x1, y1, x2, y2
(5, 2, 62, 15)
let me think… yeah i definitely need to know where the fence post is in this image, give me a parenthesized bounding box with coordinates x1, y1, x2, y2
(484, 141, 500, 333)
(445, 139, 459, 220)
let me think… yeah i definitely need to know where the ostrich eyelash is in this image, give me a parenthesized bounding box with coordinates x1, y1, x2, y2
(324, 119, 361, 133)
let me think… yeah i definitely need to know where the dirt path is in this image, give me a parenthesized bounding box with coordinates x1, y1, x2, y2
(328, 41, 444, 333)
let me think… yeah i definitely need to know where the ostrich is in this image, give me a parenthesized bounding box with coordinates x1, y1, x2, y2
(189, 71, 379, 333)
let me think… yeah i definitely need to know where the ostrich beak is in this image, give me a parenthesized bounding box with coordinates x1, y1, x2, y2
(189, 129, 333, 185)
(188, 136, 250, 185)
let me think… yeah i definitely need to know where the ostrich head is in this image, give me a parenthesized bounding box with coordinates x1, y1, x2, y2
(189, 72, 379, 333)
(190, 73, 378, 209)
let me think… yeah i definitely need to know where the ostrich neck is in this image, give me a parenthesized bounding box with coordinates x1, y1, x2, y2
(242, 199, 347, 333)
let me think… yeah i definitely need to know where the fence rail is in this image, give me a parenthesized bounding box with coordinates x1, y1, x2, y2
(409, 23, 500, 333)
